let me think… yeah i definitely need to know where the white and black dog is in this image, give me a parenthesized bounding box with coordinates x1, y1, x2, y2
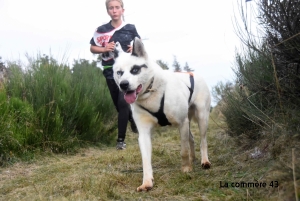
(113, 37, 211, 191)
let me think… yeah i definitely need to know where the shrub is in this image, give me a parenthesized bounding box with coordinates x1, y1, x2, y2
(0, 90, 38, 159)
(214, 0, 300, 142)
(1, 55, 117, 157)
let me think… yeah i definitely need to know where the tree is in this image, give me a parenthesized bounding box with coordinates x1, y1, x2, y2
(156, 59, 169, 70)
(183, 62, 194, 72)
(97, 54, 102, 62)
(0, 56, 4, 70)
(172, 56, 182, 72)
(0, 56, 7, 84)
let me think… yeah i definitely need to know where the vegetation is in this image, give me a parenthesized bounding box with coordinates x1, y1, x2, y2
(0, 55, 117, 163)
(156, 59, 169, 70)
(183, 62, 194, 72)
(156, 56, 193, 72)
(213, 0, 300, 142)
(0, 0, 299, 199)
(0, 109, 298, 200)
(212, 0, 299, 199)
(172, 56, 182, 72)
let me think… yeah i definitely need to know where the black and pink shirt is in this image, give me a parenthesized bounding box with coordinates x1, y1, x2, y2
(90, 21, 140, 68)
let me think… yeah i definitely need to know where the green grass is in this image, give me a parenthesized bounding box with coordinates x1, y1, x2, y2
(0, 109, 299, 200)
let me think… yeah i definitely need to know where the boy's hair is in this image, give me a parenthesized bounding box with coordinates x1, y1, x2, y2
(105, 0, 125, 21)
(105, 0, 124, 10)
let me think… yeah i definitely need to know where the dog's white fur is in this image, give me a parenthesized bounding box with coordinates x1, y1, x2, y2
(113, 38, 211, 191)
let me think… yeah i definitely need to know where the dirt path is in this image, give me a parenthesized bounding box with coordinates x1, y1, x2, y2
(0, 121, 297, 200)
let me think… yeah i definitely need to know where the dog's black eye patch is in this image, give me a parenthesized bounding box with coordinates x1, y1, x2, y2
(130, 64, 147, 75)
(117, 70, 124, 76)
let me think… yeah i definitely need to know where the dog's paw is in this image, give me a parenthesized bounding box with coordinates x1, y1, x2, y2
(136, 179, 154, 192)
(137, 185, 153, 192)
(201, 161, 211, 169)
(181, 165, 193, 173)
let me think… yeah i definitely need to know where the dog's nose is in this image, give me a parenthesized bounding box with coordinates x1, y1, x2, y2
(120, 80, 129, 90)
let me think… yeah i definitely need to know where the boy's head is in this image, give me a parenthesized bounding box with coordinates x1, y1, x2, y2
(105, 0, 124, 10)
(105, 0, 125, 21)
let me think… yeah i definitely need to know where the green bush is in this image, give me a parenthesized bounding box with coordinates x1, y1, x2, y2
(0, 90, 38, 158)
(214, 0, 300, 142)
(1, 55, 117, 158)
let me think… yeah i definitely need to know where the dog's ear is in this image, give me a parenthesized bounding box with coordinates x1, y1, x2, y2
(132, 37, 147, 58)
(113, 42, 123, 58)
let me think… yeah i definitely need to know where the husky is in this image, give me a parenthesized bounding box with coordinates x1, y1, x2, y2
(113, 37, 211, 192)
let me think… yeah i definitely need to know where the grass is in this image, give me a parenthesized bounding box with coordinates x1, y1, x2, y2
(0, 109, 299, 201)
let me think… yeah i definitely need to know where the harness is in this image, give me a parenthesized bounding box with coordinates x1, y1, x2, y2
(139, 94, 171, 126)
(138, 73, 194, 126)
(187, 73, 194, 103)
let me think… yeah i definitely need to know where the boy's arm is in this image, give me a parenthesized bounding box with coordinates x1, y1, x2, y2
(90, 41, 115, 54)
(127, 26, 141, 53)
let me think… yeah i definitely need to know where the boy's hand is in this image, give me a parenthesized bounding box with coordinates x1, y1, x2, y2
(127, 45, 133, 53)
(105, 41, 115, 52)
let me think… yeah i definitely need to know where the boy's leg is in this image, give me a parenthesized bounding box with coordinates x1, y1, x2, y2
(117, 89, 130, 142)
(106, 78, 137, 149)
(106, 79, 119, 111)
(129, 108, 138, 133)
(105, 79, 127, 149)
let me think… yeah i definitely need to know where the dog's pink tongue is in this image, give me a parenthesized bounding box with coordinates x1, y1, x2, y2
(124, 91, 136, 104)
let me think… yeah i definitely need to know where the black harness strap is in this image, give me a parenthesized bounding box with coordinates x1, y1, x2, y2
(138, 73, 194, 126)
(188, 74, 194, 103)
(139, 94, 171, 126)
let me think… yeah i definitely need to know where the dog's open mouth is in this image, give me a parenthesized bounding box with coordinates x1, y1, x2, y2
(124, 84, 143, 104)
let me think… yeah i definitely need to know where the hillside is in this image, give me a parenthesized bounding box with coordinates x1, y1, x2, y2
(0, 109, 299, 201)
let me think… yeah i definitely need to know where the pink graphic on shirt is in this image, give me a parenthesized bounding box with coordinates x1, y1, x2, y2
(92, 21, 127, 61)
(96, 35, 112, 47)
(93, 21, 127, 47)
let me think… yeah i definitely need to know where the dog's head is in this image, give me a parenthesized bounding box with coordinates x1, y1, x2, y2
(113, 37, 151, 104)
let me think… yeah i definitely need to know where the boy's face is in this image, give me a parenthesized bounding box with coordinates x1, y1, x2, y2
(107, 1, 124, 21)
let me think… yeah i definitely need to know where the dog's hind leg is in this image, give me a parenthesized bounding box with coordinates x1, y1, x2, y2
(179, 117, 193, 172)
(189, 128, 196, 163)
(188, 107, 196, 163)
(196, 108, 211, 169)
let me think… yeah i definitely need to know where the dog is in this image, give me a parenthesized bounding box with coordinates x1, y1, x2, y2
(113, 37, 211, 192)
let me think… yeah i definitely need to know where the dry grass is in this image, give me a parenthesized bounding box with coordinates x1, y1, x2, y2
(0, 109, 299, 201)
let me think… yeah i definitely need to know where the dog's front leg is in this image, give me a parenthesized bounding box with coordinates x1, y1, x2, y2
(137, 126, 154, 192)
(180, 117, 193, 172)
